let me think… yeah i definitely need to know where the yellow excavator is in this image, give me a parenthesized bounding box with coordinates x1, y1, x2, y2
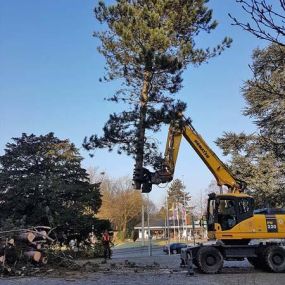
(133, 114, 285, 273)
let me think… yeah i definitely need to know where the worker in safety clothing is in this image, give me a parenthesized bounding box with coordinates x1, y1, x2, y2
(102, 230, 112, 259)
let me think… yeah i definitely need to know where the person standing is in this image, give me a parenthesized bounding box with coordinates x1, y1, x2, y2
(102, 230, 111, 259)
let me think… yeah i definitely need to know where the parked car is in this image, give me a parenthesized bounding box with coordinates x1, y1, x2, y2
(163, 243, 187, 254)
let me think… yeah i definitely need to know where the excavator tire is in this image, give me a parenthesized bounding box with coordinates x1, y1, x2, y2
(196, 246, 223, 274)
(264, 245, 285, 273)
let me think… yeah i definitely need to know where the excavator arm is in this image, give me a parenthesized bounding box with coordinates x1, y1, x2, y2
(133, 116, 246, 193)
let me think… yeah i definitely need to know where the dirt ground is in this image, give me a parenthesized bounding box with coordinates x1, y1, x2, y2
(0, 254, 284, 285)
(1, 272, 284, 285)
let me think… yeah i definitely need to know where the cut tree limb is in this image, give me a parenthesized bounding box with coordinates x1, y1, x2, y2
(19, 232, 36, 243)
(24, 251, 42, 262)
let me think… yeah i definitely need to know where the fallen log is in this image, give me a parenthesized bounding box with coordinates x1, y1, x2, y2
(24, 250, 42, 262)
(0, 229, 54, 243)
(0, 226, 54, 272)
(19, 232, 36, 243)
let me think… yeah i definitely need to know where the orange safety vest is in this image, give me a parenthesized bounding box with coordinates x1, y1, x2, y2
(103, 233, 110, 242)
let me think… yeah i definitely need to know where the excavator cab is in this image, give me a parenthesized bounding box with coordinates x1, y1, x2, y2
(207, 193, 254, 233)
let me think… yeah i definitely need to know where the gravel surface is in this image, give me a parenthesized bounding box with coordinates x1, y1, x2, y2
(1, 270, 284, 285)
(0, 250, 284, 284)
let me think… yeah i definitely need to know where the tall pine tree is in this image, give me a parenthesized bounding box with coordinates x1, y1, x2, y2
(84, 0, 232, 190)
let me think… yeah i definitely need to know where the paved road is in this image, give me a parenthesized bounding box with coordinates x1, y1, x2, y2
(112, 244, 164, 258)
(112, 245, 252, 269)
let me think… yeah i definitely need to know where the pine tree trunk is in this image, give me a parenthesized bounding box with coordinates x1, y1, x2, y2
(134, 70, 151, 189)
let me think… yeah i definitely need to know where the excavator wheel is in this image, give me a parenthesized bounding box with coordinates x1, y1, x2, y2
(196, 246, 223, 274)
(264, 245, 285, 273)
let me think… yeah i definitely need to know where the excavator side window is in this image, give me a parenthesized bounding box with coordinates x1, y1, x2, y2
(236, 197, 254, 223)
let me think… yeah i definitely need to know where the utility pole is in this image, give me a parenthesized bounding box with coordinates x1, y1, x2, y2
(141, 204, 145, 246)
(200, 189, 204, 240)
(183, 192, 186, 241)
(166, 195, 170, 256)
(192, 215, 196, 245)
(181, 176, 185, 241)
(173, 202, 176, 241)
(177, 202, 180, 242)
(147, 194, 152, 256)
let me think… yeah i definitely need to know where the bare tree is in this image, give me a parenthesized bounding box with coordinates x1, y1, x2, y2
(230, 0, 285, 46)
(98, 177, 144, 240)
(191, 190, 206, 219)
(86, 166, 98, 184)
(191, 180, 221, 218)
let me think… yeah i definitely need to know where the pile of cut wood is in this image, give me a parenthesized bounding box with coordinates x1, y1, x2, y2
(0, 226, 54, 275)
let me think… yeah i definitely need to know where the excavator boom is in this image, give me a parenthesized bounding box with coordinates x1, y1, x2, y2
(182, 120, 244, 192)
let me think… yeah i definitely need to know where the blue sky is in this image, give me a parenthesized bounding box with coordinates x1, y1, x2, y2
(0, 1, 267, 205)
